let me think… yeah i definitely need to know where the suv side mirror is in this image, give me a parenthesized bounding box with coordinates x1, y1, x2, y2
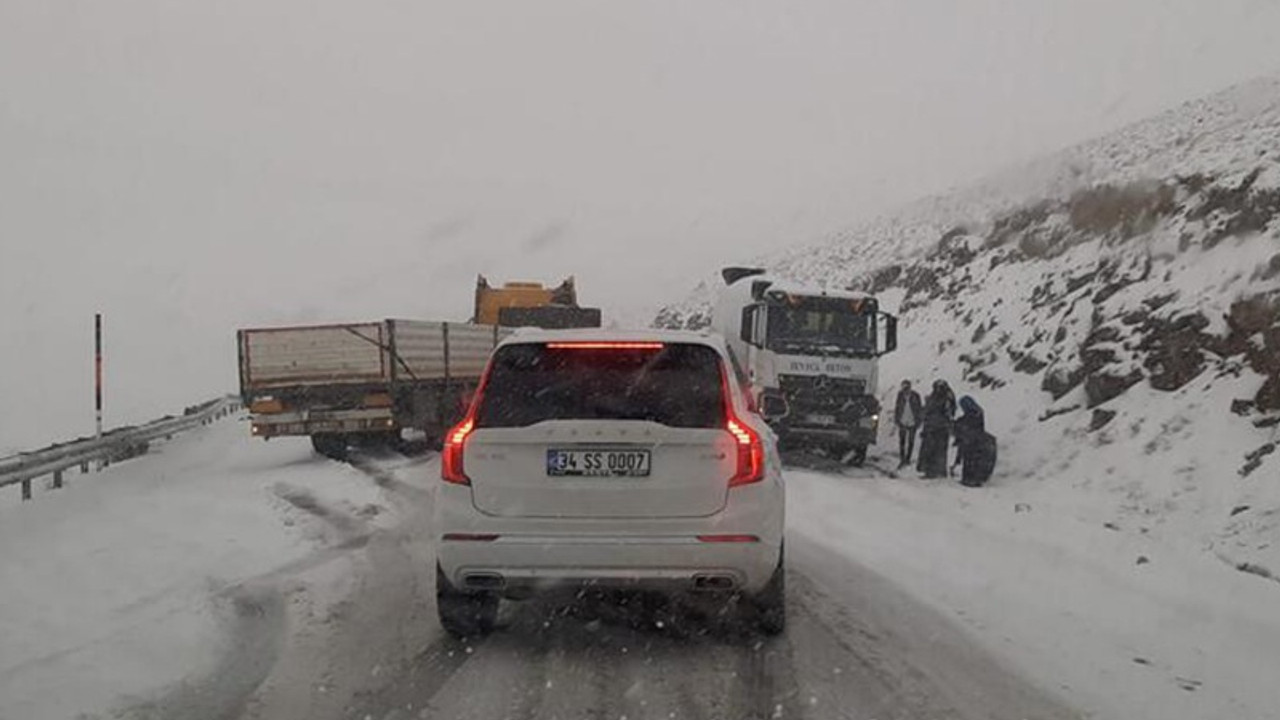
(880, 313, 898, 355)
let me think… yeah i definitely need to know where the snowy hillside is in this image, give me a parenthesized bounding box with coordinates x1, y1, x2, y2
(658, 75, 1280, 321)
(658, 76, 1280, 578)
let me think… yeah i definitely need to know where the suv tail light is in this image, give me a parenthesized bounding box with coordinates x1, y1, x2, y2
(441, 416, 474, 485)
(442, 357, 496, 485)
(722, 366, 765, 487)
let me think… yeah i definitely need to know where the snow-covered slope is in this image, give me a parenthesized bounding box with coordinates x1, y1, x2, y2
(659, 75, 1280, 577)
(658, 75, 1280, 317)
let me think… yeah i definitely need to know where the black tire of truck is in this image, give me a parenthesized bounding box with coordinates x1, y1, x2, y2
(311, 433, 349, 461)
(351, 430, 401, 450)
(843, 444, 868, 467)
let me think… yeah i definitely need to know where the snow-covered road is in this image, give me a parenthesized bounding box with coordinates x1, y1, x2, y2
(4, 417, 1278, 719)
(247, 447, 1073, 720)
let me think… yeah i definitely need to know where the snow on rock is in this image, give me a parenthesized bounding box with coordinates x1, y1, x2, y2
(0, 417, 393, 720)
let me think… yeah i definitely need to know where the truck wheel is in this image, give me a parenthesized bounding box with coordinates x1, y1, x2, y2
(311, 434, 348, 461)
(844, 444, 868, 467)
(422, 424, 445, 452)
(436, 564, 498, 638)
(354, 430, 401, 450)
(746, 547, 786, 635)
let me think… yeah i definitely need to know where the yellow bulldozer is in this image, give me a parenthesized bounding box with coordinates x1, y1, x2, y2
(473, 275, 602, 329)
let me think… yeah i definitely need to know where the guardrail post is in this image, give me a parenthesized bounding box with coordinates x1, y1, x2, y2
(21, 478, 31, 501)
(53, 470, 63, 489)
(80, 461, 89, 473)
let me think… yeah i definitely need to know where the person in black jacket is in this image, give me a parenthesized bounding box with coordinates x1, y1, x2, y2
(893, 380, 923, 467)
(916, 380, 955, 478)
(953, 395, 995, 486)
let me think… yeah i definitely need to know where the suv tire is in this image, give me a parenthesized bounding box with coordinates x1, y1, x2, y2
(747, 547, 786, 635)
(436, 564, 499, 638)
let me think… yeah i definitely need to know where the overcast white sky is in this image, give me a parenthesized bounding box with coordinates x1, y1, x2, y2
(3, 0, 1279, 450)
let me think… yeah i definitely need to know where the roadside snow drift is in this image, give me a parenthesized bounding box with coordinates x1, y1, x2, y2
(0, 417, 391, 720)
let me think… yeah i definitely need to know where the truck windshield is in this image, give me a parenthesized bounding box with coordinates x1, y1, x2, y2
(767, 305, 874, 354)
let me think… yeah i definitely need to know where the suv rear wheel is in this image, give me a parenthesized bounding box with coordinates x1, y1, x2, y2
(436, 564, 499, 638)
(745, 546, 786, 635)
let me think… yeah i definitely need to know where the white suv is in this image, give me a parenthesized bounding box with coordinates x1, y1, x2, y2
(434, 330, 785, 636)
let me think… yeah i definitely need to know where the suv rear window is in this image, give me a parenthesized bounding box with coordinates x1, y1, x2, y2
(475, 343, 726, 428)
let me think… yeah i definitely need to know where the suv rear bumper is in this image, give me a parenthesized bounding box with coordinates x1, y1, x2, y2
(435, 482, 783, 594)
(441, 536, 779, 595)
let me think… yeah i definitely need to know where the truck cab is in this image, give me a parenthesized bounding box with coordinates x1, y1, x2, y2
(712, 268, 898, 465)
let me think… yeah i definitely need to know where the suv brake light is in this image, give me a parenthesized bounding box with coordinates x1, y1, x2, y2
(722, 366, 764, 487)
(441, 416, 474, 485)
(442, 357, 497, 485)
(545, 342, 665, 350)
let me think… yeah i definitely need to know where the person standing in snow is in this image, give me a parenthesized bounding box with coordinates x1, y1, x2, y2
(893, 380, 923, 467)
(939, 380, 957, 423)
(917, 380, 955, 478)
(952, 395, 996, 486)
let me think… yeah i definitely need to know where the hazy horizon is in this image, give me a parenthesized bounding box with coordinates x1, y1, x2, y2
(4, 0, 1280, 450)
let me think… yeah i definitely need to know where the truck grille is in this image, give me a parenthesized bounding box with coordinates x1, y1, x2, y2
(778, 374, 866, 413)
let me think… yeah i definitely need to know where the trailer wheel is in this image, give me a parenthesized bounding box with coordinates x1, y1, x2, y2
(422, 424, 445, 452)
(311, 434, 348, 461)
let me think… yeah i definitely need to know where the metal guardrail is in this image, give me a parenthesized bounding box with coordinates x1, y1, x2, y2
(0, 396, 241, 502)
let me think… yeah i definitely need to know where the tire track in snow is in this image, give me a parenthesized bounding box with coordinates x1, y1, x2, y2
(113, 469, 399, 720)
(111, 585, 286, 720)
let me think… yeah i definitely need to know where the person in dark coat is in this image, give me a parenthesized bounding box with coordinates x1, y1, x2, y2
(893, 380, 923, 467)
(953, 395, 995, 486)
(939, 381, 957, 423)
(916, 380, 954, 478)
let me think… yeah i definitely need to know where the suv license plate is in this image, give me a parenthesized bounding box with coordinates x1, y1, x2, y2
(547, 449, 651, 477)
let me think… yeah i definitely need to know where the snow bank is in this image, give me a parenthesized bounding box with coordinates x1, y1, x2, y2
(0, 417, 391, 720)
(790, 470, 1280, 720)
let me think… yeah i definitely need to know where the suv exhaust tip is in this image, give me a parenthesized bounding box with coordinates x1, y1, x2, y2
(463, 572, 506, 590)
(692, 574, 737, 592)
